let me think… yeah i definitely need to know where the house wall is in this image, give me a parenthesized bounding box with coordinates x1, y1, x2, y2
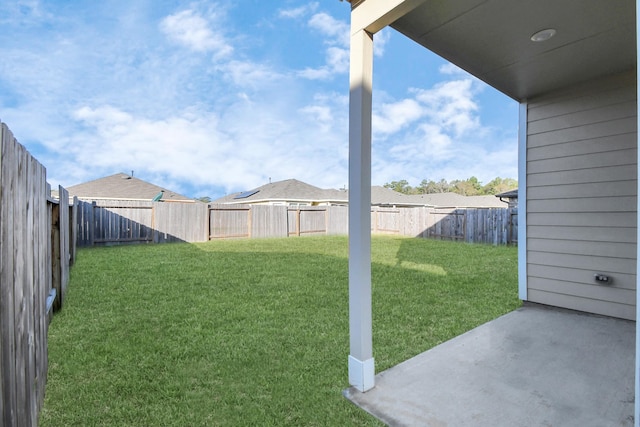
(526, 69, 637, 320)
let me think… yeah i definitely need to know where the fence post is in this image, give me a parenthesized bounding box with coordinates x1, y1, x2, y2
(89, 201, 96, 246)
(204, 204, 210, 241)
(325, 207, 329, 235)
(69, 196, 78, 265)
(372, 207, 377, 233)
(51, 201, 62, 312)
(151, 205, 158, 243)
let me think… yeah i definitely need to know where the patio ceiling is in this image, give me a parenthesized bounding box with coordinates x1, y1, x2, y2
(388, 0, 636, 100)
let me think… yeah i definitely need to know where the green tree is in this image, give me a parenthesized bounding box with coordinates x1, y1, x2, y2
(452, 177, 483, 196)
(384, 176, 517, 196)
(483, 177, 518, 195)
(416, 179, 430, 194)
(417, 179, 452, 194)
(383, 179, 412, 194)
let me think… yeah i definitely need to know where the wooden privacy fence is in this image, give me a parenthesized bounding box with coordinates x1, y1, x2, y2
(209, 205, 349, 239)
(1, 122, 75, 426)
(372, 207, 517, 244)
(78, 202, 517, 246)
(76, 200, 208, 246)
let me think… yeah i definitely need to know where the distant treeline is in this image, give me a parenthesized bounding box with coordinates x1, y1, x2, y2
(383, 177, 517, 196)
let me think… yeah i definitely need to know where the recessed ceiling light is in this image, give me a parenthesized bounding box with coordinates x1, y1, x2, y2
(530, 28, 556, 42)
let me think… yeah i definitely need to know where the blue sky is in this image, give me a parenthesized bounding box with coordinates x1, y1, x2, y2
(0, 0, 518, 200)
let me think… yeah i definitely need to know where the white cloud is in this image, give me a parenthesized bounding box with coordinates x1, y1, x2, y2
(298, 12, 350, 80)
(219, 60, 283, 88)
(325, 46, 349, 74)
(70, 105, 252, 190)
(160, 9, 233, 57)
(279, 3, 319, 19)
(308, 12, 349, 48)
(413, 79, 480, 137)
(373, 98, 423, 135)
(439, 62, 466, 75)
(297, 67, 331, 80)
(373, 28, 390, 57)
(299, 91, 347, 134)
(297, 45, 349, 79)
(299, 14, 388, 81)
(373, 78, 480, 139)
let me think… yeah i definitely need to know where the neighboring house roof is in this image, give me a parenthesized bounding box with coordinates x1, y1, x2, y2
(214, 179, 348, 205)
(495, 189, 518, 199)
(214, 179, 509, 208)
(401, 193, 506, 208)
(67, 173, 194, 202)
(371, 186, 412, 206)
(495, 189, 518, 207)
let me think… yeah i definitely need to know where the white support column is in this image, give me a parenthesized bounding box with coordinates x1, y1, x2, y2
(348, 27, 375, 393)
(635, 3, 640, 425)
(517, 102, 527, 301)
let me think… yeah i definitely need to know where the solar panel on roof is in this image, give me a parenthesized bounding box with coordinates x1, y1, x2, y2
(234, 189, 259, 199)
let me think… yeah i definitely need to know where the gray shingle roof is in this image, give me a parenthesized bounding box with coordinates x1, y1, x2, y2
(495, 189, 518, 199)
(385, 192, 506, 208)
(213, 179, 348, 205)
(67, 173, 193, 202)
(214, 179, 509, 208)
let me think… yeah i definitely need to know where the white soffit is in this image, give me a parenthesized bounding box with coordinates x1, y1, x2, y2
(390, 0, 636, 100)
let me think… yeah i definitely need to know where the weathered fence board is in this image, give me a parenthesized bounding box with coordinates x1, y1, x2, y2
(2, 125, 19, 426)
(154, 202, 208, 243)
(288, 207, 330, 236)
(326, 206, 348, 235)
(51, 186, 71, 311)
(372, 208, 402, 234)
(1, 122, 54, 426)
(70, 196, 78, 266)
(252, 205, 288, 238)
(209, 205, 251, 239)
(509, 208, 518, 245)
(95, 204, 153, 244)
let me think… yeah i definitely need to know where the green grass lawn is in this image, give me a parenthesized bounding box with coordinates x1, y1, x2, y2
(40, 236, 519, 426)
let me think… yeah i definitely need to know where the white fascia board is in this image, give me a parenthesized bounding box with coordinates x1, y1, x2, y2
(351, 0, 427, 34)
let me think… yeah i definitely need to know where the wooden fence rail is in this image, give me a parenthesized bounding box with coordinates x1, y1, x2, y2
(78, 203, 517, 246)
(1, 122, 74, 426)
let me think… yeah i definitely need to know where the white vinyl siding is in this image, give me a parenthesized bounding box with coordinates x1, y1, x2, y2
(526, 70, 637, 320)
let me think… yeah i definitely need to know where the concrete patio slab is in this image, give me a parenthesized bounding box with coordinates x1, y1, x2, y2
(344, 304, 635, 427)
